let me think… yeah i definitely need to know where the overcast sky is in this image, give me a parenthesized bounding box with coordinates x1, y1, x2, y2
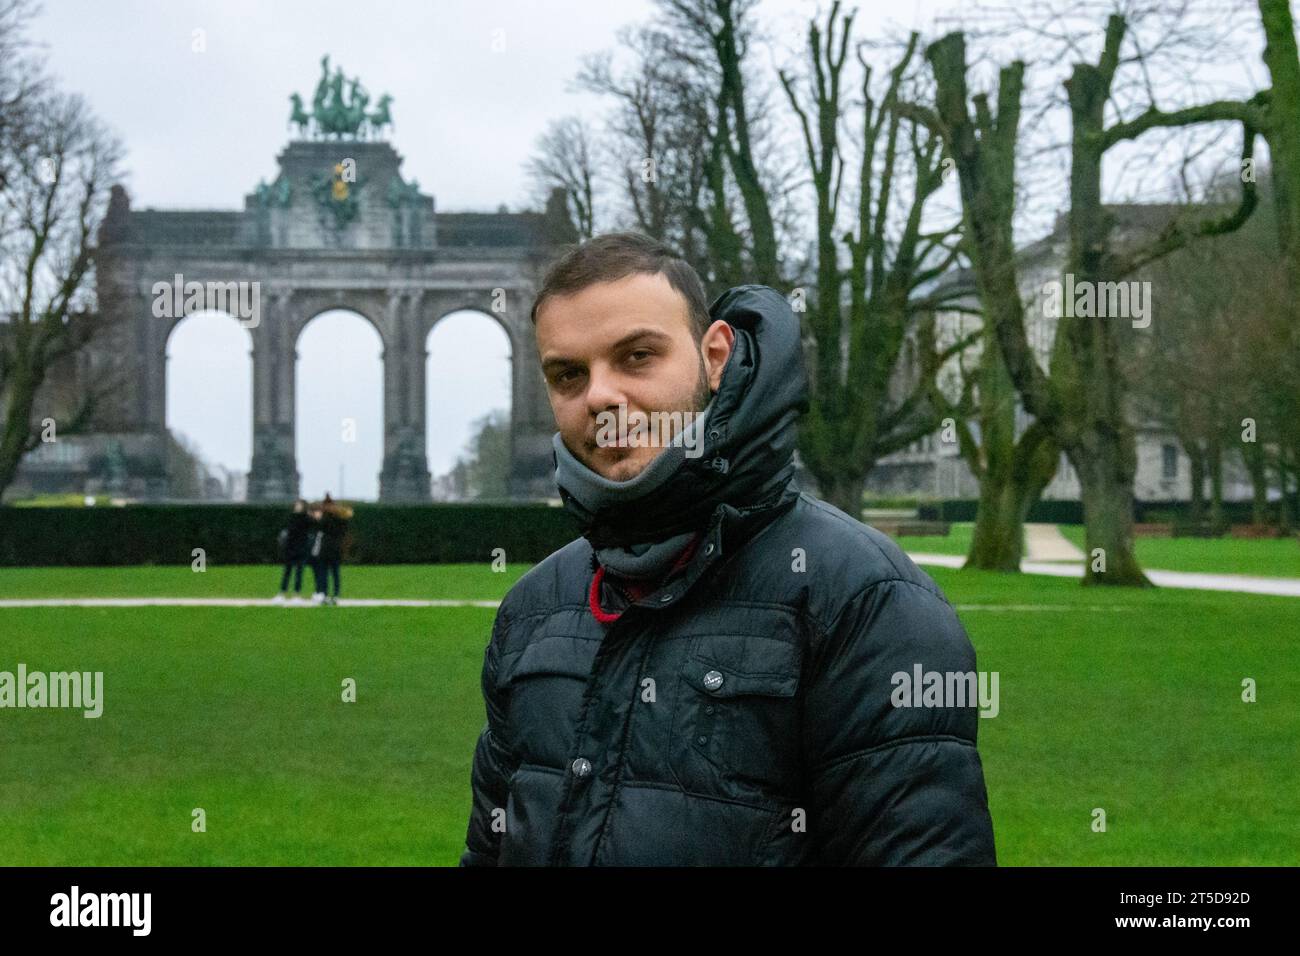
(26, 0, 1259, 499)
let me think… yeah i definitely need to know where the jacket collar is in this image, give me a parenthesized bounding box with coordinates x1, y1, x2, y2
(592, 472, 801, 617)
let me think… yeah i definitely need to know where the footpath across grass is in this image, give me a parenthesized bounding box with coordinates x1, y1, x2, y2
(0, 563, 1295, 865)
(890, 521, 1300, 579)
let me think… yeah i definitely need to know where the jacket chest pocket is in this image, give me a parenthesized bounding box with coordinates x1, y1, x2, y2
(669, 631, 803, 800)
(497, 636, 596, 766)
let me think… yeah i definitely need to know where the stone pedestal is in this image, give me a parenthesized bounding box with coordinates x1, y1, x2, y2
(248, 423, 299, 501)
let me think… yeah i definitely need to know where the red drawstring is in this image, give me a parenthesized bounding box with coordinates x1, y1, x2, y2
(588, 565, 623, 624)
(588, 532, 704, 624)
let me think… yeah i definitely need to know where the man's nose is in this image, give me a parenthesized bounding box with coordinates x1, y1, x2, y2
(584, 364, 627, 416)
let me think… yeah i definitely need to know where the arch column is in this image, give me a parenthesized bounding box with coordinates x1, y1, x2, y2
(504, 298, 557, 499)
(132, 289, 171, 498)
(379, 289, 431, 500)
(247, 289, 299, 500)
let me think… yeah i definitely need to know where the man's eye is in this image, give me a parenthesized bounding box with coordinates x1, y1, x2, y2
(628, 349, 652, 363)
(556, 369, 581, 385)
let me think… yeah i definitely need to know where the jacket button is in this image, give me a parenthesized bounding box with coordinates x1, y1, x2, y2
(705, 705, 716, 715)
(703, 670, 724, 692)
(703, 543, 714, 555)
(697, 735, 708, 745)
(570, 757, 592, 777)
(659, 593, 674, 603)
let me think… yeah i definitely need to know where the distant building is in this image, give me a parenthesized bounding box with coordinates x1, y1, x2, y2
(868, 205, 1256, 505)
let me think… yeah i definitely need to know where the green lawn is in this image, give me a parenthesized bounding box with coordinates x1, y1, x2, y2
(0, 563, 530, 600)
(889, 522, 1300, 579)
(892, 521, 974, 557)
(0, 563, 1295, 865)
(1057, 525, 1300, 578)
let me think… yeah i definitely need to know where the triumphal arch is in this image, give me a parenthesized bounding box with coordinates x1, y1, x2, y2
(87, 58, 574, 500)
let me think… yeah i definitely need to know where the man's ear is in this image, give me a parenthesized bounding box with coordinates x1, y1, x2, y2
(702, 319, 735, 392)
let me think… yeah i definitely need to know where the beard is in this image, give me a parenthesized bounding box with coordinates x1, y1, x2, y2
(579, 351, 713, 476)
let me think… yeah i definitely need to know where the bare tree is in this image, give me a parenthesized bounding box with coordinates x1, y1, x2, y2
(0, 5, 125, 500)
(776, 5, 975, 515)
(899, 36, 1061, 572)
(912, 11, 1261, 586)
(0, 0, 46, 196)
(525, 115, 599, 240)
(576, 26, 712, 258)
(652, 0, 787, 287)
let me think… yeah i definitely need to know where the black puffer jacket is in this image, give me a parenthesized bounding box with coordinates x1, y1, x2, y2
(283, 511, 313, 561)
(460, 285, 996, 866)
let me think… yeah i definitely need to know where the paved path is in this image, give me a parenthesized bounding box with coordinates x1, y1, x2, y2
(0, 597, 501, 608)
(906, 553, 1300, 598)
(1023, 523, 1086, 561)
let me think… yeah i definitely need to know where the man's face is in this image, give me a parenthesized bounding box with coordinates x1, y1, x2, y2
(536, 271, 735, 482)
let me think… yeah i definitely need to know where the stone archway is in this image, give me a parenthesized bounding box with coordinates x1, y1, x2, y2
(424, 306, 515, 499)
(294, 308, 385, 500)
(164, 311, 254, 496)
(86, 133, 573, 501)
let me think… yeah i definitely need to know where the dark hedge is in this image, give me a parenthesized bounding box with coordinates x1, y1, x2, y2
(0, 503, 582, 567)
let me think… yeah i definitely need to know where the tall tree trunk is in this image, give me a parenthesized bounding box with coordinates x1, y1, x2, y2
(967, 481, 1025, 571)
(966, 423, 1058, 571)
(1207, 432, 1225, 531)
(1243, 442, 1270, 524)
(1063, 47, 1150, 586)
(0, 362, 40, 502)
(1185, 440, 1206, 524)
(1259, 0, 1300, 285)
(1072, 440, 1147, 584)
(821, 472, 866, 520)
(964, 315, 1058, 570)
(921, 37, 1062, 573)
(1279, 460, 1295, 533)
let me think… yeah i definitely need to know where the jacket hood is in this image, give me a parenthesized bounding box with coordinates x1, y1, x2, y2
(553, 283, 810, 549)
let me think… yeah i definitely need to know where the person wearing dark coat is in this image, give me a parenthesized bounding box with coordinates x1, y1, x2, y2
(459, 237, 996, 866)
(273, 499, 312, 602)
(310, 493, 350, 606)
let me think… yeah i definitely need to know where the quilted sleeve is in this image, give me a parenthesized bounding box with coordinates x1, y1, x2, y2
(458, 611, 518, 866)
(802, 577, 997, 866)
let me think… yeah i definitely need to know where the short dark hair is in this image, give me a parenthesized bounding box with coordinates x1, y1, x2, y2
(530, 232, 711, 341)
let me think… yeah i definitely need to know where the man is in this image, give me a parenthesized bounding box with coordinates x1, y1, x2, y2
(459, 232, 996, 866)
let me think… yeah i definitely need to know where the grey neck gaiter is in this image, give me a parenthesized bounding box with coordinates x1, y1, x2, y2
(553, 401, 712, 580)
